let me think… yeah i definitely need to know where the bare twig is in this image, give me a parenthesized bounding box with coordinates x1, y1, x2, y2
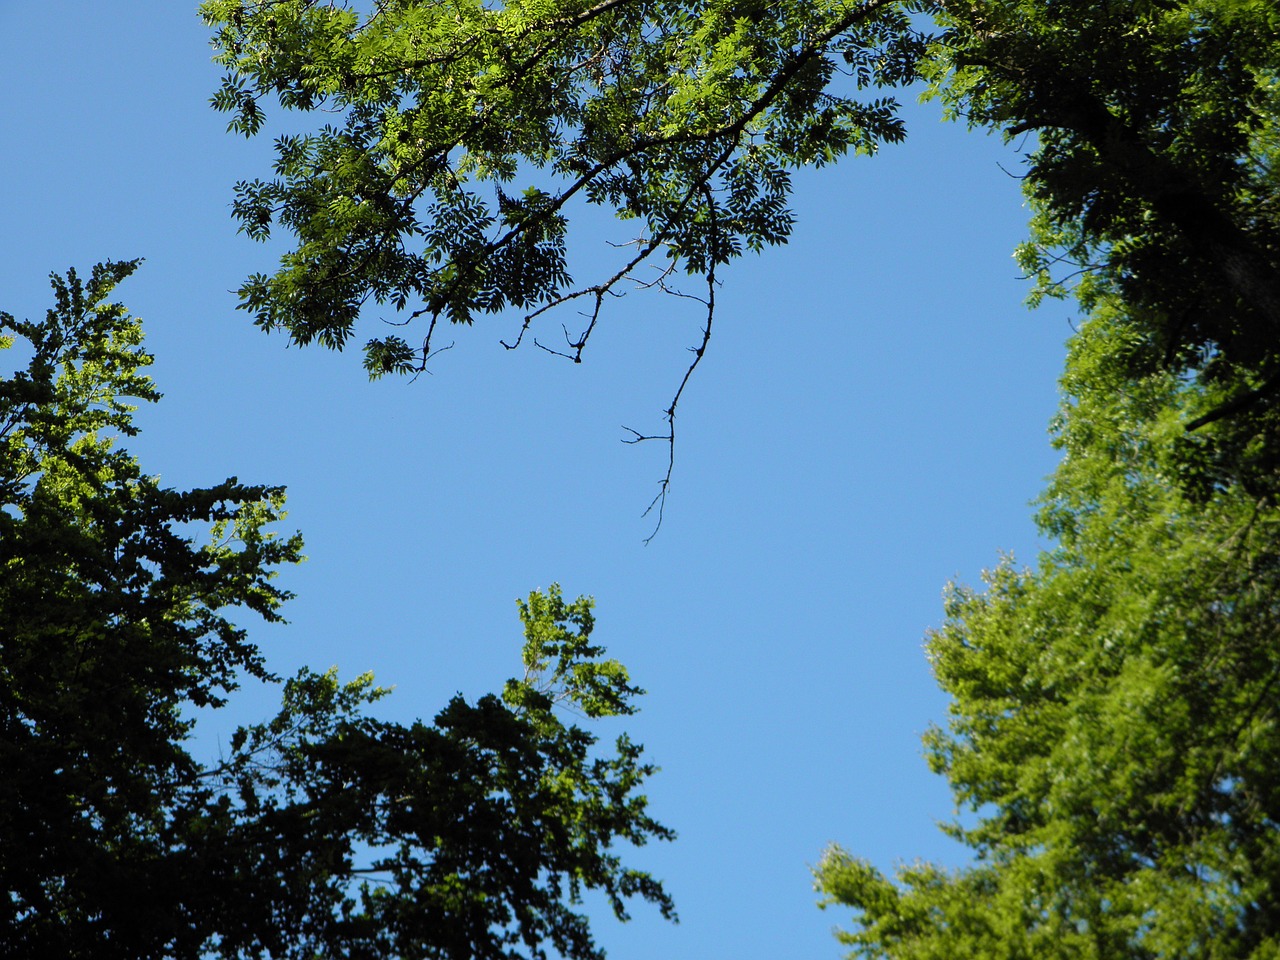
(623, 185, 721, 543)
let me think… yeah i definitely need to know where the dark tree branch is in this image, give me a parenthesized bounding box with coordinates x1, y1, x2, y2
(623, 185, 720, 543)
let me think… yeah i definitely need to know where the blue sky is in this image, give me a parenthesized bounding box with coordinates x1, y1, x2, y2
(3, 4, 1069, 958)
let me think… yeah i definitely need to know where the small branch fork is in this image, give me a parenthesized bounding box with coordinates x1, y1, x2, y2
(404, 312, 456, 381)
(499, 244, 643, 360)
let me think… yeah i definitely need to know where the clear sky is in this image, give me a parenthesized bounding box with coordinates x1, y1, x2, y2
(2, 4, 1069, 958)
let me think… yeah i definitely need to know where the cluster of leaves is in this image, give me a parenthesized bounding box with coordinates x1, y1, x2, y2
(0, 264, 672, 958)
(816, 306, 1280, 958)
(921, 0, 1280, 492)
(201, 0, 931, 376)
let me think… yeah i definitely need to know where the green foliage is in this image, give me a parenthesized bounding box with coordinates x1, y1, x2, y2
(815, 310, 1280, 958)
(921, 0, 1280, 489)
(0, 265, 672, 958)
(202, 1, 1280, 498)
(811, 6, 1280, 955)
(201, 0, 928, 374)
(193, 3, 1280, 954)
(506, 584, 643, 720)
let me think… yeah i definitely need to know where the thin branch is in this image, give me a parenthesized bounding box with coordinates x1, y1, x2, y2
(623, 184, 721, 543)
(1185, 372, 1280, 432)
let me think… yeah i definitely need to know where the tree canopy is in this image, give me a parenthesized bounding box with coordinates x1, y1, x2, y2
(203, 0, 1280, 512)
(928, 0, 1280, 364)
(0, 263, 673, 958)
(10, 0, 1279, 955)
(200, 0, 931, 521)
(196, 8, 1280, 951)
(809, 5, 1280, 956)
(815, 302, 1280, 959)
(923, 0, 1280, 492)
(201, 0, 924, 372)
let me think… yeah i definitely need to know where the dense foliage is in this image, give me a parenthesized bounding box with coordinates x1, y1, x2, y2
(929, 0, 1280, 362)
(202, 0, 926, 376)
(815, 304, 1280, 958)
(0, 263, 672, 958)
(203, 0, 1278, 383)
(924, 0, 1280, 493)
(813, 3, 1280, 956)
